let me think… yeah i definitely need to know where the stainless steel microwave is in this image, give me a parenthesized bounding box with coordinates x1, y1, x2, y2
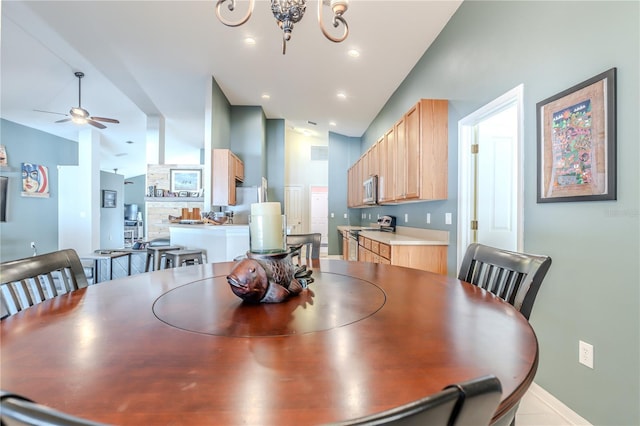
(363, 175, 378, 205)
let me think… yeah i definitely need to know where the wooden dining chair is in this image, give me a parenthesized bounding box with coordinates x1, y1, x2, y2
(331, 375, 502, 426)
(0, 248, 89, 317)
(458, 243, 552, 320)
(444, 375, 503, 426)
(1, 390, 107, 426)
(286, 233, 321, 263)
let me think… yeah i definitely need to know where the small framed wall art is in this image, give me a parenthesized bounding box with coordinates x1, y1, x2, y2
(536, 68, 616, 203)
(102, 190, 117, 208)
(170, 169, 201, 193)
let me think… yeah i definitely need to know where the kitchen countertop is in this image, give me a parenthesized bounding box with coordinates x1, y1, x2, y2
(337, 225, 449, 246)
(168, 223, 249, 229)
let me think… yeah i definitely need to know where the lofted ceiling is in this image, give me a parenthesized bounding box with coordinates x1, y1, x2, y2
(0, 1, 462, 178)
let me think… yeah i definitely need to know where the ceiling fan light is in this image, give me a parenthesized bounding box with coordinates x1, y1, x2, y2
(72, 116, 87, 125)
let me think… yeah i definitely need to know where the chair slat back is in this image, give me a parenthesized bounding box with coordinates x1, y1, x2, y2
(458, 243, 552, 319)
(286, 233, 321, 262)
(329, 386, 460, 426)
(1, 391, 107, 426)
(445, 375, 502, 426)
(0, 249, 88, 317)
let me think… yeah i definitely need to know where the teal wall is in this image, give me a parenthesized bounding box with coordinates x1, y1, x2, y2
(266, 119, 285, 204)
(211, 76, 231, 150)
(230, 105, 266, 187)
(357, 1, 639, 424)
(327, 131, 362, 254)
(0, 119, 78, 261)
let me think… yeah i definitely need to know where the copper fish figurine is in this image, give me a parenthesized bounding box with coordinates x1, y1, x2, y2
(226, 252, 313, 303)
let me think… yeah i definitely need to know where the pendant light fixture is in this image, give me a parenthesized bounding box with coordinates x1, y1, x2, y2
(215, 0, 349, 54)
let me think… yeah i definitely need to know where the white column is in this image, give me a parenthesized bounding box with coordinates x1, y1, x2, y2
(203, 77, 213, 209)
(58, 128, 101, 254)
(146, 115, 166, 165)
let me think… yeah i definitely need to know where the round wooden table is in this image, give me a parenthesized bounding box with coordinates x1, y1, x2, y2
(0, 260, 538, 425)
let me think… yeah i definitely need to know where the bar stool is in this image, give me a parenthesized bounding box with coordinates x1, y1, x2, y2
(145, 246, 181, 272)
(163, 249, 205, 268)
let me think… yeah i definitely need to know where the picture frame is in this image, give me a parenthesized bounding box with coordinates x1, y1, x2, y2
(102, 190, 117, 208)
(155, 189, 165, 197)
(170, 169, 201, 193)
(536, 68, 616, 203)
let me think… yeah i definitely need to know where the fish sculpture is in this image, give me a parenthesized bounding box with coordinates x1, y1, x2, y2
(226, 251, 314, 303)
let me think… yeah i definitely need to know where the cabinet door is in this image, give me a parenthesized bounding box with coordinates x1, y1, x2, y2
(404, 102, 421, 200)
(394, 116, 406, 200)
(233, 154, 244, 182)
(383, 126, 395, 203)
(377, 136, 388, 202)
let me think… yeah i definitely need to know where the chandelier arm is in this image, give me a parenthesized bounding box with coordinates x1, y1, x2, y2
(215, 0, 255, 27)
(317, 0, 349, 43)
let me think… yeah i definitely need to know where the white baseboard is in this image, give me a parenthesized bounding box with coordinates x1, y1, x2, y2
(529, 382, 592, 425)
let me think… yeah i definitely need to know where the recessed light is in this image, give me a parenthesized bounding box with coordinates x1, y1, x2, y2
(337, 92, 347, 100)
(347, 49, 360, 58)
(125, 140, 134, 144)
(244, 37, 256, 45)
(115, 153, 128, 157)
(261, 93, 270, 100)
(329, 121, 337, 127)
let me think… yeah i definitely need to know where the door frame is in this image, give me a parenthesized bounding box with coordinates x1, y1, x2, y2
(457, 84, 524, 270)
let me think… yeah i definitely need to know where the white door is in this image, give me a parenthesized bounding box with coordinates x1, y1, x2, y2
(457, 85, 524, 270)
(310, 186, 328, 247)
(285, 185, 304, 234)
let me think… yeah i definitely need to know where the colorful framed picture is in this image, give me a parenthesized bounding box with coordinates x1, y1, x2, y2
(170, 169, 201, 193)
(21, 162, 50, 198)
(536, 68, 616, 203)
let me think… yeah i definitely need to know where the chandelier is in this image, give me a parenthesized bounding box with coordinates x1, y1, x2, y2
(215, 0, 349, 54)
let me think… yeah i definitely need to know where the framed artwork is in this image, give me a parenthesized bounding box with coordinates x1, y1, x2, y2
(170, 169, 201, 193)
(21, 162, 50, 198)
(537, 68, 616, 203)
(102, 190, 117, 208)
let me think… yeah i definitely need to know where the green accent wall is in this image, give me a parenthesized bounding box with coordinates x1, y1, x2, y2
(230, 105, 266, 188)
(359, 1, 639, 424)
(266, 119, 285, 204)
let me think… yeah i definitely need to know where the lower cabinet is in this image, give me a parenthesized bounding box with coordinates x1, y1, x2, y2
(358, 236, 446, 274)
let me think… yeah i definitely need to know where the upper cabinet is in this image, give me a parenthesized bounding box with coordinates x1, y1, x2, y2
(212, 149, 244, 206)
(347, 99, 448, 207)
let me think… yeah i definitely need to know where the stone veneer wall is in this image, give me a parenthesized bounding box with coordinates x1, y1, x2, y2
(145, 164, 205, 240)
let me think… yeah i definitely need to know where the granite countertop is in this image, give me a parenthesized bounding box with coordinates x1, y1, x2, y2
(337, 225, 449, 246)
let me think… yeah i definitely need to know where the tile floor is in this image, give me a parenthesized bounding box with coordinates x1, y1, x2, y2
(517, 389, 579, 425)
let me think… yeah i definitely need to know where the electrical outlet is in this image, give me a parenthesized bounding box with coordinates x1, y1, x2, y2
(579, 340, 594, 369)
(426, 213, 431, 224)
(343, 213, 347, 219)
(404, 213, 408, 223)
(368, 214, 371, 220)
(445, 213, 452, 225)
(331, 212, 334, 218)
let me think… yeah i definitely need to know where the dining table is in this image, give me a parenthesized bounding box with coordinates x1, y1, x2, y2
(0, 259, 538, 425)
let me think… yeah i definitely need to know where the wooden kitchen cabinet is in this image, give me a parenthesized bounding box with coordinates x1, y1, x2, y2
(212, 149, 244, 206)
(346, 98, 448, 206)
(357, 235, 446, 274)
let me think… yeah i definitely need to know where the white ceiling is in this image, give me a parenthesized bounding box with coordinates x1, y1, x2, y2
(0, 1, 462, 178)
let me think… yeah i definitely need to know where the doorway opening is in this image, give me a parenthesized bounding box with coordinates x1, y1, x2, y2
(457, 85, 524, 270)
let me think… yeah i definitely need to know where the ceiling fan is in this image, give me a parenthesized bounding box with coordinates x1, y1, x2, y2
(35, 71, 120, 129)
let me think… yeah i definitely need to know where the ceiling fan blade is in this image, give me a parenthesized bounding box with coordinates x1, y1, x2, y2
(55, 118, 72, 124)
(91, 116, 120, 124)
(87, 119, 107, 129)
(34, 109, 68, 117)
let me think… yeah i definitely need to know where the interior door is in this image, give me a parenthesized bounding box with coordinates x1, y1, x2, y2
(457, 85, 523, 269)
(285, 185, 304, 234)
(310, 186, 328, 247)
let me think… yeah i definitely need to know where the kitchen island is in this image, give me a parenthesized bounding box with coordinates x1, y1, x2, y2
(169, 224, 249, 263)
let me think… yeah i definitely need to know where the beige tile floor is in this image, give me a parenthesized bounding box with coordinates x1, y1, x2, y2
(517, 390, 578, 426)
